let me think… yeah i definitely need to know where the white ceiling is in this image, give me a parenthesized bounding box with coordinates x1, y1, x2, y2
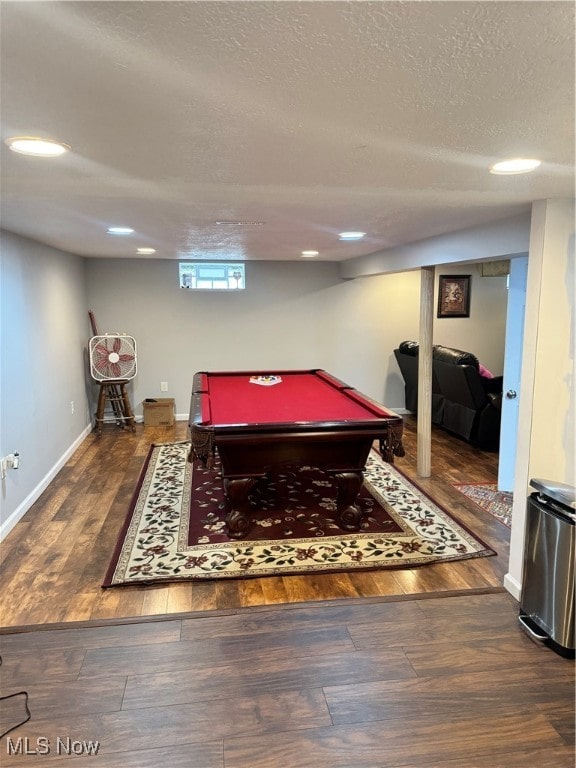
(1, 1, 574, 263)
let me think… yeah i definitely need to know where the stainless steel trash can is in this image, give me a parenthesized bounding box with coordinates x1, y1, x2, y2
(519, 478, 575, 658)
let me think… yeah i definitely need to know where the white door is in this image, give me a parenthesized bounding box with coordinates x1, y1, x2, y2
(498, 256, 528, 491)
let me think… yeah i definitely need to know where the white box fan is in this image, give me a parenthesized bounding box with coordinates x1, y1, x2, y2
(89, 334, 137, 382)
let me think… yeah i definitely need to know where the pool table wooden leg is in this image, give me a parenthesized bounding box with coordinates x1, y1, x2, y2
(333, 471, 365, 531)
(223, 477, 259, 539)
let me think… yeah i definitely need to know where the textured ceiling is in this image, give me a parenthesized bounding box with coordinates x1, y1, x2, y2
(1, 1, 574, 262)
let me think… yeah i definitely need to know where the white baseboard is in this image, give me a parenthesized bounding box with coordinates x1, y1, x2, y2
(0, 423, 93, 541)
(503, 572, 521, 601)
(134, 414, 188, 423)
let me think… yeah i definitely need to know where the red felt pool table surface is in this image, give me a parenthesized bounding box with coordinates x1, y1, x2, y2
(194, 369, 395, 426)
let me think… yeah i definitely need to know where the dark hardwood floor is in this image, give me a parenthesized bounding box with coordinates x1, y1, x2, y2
(1, 592, 574, 766)
(1, 418, 574, 766)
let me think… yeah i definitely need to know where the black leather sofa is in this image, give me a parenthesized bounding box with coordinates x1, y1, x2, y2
(394, 341, 503, 450)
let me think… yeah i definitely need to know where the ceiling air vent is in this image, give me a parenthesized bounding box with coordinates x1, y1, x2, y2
(478, 260, 510, 277)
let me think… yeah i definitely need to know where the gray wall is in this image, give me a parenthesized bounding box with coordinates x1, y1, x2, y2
(1, 231, 89, 535)
(85, 259, 345, 417)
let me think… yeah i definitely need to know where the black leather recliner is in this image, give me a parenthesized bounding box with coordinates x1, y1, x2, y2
(393, 341, 503, 450)
(432, 345, 502, 450)
(393, 341, 444, 425)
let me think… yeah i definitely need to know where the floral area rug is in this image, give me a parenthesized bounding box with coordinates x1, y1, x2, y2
(453, 483, 513, 527)
(103, 443, 495, 586)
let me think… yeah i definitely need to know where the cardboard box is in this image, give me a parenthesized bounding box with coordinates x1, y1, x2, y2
(143, 398, 175, 427)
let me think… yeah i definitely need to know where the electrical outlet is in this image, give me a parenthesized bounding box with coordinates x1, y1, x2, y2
(70, 400, 75, 414)
(160, 381, 168, 392)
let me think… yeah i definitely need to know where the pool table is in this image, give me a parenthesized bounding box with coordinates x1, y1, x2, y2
(188, 369, 404, 539)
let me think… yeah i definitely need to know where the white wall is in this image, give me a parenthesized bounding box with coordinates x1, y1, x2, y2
(432, 264, 509, 375)
(506, 199, 575, 599)
(325, 271, 421, 406)
(529, 201, 575, 482)
(0, 231, 90, 536)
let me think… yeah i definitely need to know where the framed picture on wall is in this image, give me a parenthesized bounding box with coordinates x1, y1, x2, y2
(437, 275, 471, 318)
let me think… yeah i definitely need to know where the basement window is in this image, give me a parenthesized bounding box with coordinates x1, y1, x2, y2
(179, 262, 245, 290)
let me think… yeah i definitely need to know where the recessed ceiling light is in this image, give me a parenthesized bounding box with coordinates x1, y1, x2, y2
(489, 158, 541, 175)
(107, 226, 134, 235)
(5, 136, 70, 157)
(137, 247, 156, 254)
(301, 250, 319, 257)
(338, 231, 366, 241)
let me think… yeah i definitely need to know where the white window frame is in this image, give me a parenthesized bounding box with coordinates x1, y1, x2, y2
(179, 262, 245, 290)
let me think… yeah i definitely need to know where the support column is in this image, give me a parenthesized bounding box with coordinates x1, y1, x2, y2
(417, 266, 434, 477)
